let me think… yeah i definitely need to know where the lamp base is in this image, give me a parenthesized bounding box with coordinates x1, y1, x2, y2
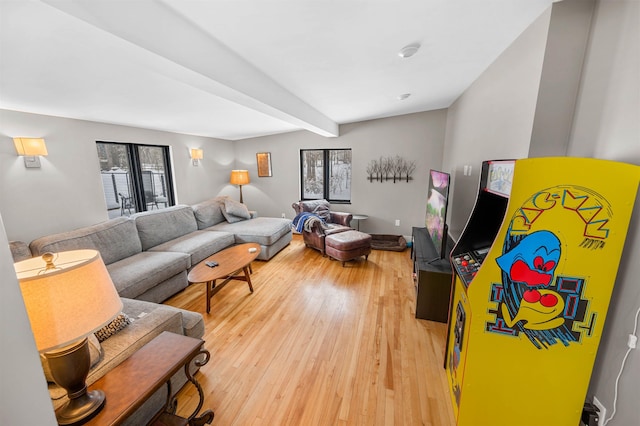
(45, 338, 106, 425)
(55, 390, 105, 425)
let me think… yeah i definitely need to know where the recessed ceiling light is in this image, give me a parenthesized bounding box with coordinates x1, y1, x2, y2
(398, 43, 421, 58)
(397, 93, 411, 100)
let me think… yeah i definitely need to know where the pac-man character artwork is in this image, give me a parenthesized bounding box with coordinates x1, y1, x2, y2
(485, 185, 609, 349)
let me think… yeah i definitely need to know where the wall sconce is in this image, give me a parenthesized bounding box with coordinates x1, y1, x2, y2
(229, 169, 250, 203)
(14, 137, 48, 168)
(190, 148, 204, 166)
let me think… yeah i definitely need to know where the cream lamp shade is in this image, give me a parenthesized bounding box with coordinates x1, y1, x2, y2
(13, 137, 48, 156)
(15, 249, 122, 352)
(230, 170, 250, 203)
(230, 169, 250, 185)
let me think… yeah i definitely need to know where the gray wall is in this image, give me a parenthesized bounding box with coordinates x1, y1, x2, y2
(442, 7, 552, 239)
(528, 0, 594, 158)
(233, 110, 448, 238)
(443, 1, 639, 424)
(0, 109, 446, 243)
(570, 1, 640, 425)
(0, 109, 234, 243)
(0, 213, 57, 425)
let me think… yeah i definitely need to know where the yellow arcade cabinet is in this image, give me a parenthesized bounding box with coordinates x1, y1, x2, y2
(445, 157, 640, 426)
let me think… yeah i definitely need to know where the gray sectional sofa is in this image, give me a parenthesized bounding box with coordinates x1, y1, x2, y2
(28, 196, 293, 304)
(10, 196, 292, 424)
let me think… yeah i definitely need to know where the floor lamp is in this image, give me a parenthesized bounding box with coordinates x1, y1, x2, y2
(230, 169, 250, 203)
(15, 250, 122, 425)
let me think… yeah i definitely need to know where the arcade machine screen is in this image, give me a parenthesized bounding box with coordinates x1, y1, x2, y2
(451, 160, 515, 287)
(425, 169, 451, 260)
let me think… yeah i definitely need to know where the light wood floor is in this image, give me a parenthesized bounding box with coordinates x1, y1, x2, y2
(164, 234, 455, 426)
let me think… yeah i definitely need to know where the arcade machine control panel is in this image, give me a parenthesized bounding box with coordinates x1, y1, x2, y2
(452, 247, 490, 287)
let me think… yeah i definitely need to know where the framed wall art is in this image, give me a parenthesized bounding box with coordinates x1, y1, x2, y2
(256, 152, 272, 177)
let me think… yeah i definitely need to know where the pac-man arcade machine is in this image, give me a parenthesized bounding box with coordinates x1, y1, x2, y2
(445, 157, 640, 426)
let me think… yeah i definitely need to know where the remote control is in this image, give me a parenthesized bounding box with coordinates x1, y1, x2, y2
(205, 261, 218, 268)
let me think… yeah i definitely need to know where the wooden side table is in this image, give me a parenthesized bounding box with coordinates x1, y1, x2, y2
(85, 331, 213, 426)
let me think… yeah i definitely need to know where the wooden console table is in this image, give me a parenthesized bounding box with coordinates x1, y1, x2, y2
(85, 331, 213, 426)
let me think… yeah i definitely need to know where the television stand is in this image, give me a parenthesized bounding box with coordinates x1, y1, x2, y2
(411, 227, 453, 323)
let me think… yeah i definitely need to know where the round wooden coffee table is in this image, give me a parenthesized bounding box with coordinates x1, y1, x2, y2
(188, 243, 261, 313)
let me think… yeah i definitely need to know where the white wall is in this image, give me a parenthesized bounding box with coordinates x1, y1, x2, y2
(570, 1, 640, 425)
(0, 213, 57, 425)
(233, 110, 448, 237)
(0, 109, 233, 242)
(442, 7, 552, 239)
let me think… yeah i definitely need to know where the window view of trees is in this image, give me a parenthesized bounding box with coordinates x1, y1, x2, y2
(97, 142, 173, 218)
(301, 149, 351, 202)
(302, 150, 324, 199)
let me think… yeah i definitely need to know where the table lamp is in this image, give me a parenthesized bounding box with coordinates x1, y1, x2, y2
(229, 169, 250, 203)
(15, 249, 123, 425)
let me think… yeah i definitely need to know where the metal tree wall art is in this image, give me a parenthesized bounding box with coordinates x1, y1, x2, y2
(366, 156, 416, 183)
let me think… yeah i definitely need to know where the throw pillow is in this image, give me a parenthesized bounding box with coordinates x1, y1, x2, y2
(193, 196, 229, 228)
(94, 312, 131, 342)
(40, 334, 103, 383)
(222, 198, 251, 224)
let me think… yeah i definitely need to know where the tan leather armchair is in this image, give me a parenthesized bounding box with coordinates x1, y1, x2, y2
(292, 199, 352, 255)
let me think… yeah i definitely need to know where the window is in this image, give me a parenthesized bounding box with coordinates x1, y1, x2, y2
(300, 149, 351, 202)
(97, 142, 174, 218)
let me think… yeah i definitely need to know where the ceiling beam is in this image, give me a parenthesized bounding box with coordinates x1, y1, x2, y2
(41, 0, 339, 137)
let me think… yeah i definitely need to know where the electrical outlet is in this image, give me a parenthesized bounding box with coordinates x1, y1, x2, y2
(395, 219, 400, 226)
(593, 396, 606, 426)
(281, 213, 286, 218)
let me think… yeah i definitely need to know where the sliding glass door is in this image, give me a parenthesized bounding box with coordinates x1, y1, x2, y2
(97, 142, 174, 218)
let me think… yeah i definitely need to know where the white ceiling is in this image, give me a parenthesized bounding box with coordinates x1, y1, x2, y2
(0, 0, 555, 141)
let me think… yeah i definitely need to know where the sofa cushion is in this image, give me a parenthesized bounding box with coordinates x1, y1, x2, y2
(29, 217, 142, 265)
(168, 306, 205, 339)
(133, 205, 198, 251)
(9, 241, 31, 262)
(221, 198, 251, 224)
(210, 217, 293, 246)
(148, 230, 235, 267)
(107, 251, 190, 299)
(119, 299, 204, 341)
(192, 196, 228, 229)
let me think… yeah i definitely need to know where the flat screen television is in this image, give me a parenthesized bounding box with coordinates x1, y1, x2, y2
(425, 169, 451, 260)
